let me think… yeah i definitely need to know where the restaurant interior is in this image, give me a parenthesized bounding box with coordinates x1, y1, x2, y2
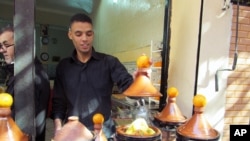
(0, 0, 245, 141)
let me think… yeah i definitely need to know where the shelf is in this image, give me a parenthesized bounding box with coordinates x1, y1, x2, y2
(153, 83, 160, 86)
(152, 67, 161, 69)
(151, 50, 162, 53)
(150, 40, 162, 95)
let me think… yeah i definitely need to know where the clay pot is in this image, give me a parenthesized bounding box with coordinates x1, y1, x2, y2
(0, 107, 29, 141)
(176, 107, 220, 140)
(53, 116, 95, 141)
(154, 97, 187, 124)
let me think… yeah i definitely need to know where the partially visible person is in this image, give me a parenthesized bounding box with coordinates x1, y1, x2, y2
(0, 24, 50, 141)
(51, 13, 134, 140)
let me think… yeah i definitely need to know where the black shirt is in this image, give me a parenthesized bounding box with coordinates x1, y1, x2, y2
(4, 57, 50, 141)
(51, 48, 133, 130)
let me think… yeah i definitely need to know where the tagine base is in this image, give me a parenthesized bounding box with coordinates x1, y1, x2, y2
(176, 131, 220, 141)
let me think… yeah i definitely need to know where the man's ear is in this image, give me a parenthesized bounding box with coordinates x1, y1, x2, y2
(68, 31, 72, 40)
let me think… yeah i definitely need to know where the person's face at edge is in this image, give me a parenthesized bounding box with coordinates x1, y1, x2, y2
(0, 31, 15, 64)
(68, 21, 94, 55)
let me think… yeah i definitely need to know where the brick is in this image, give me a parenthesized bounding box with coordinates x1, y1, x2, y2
(224, 110, 242, 117)
(233, 91, 250, 98)
(239, 17, 250, 24)
(237, 78, 250, 85)
(233, 30, 248, 38)
(234, 57, 246, 64)
(228, 72, 244, 78)
(238, 46, 247, 52)
(240, 24, 250, 32)
(241, 97, 250, 104)
(244, 72, 250, 77)
(241, 9, 250, 18)
(225, 91, 235, 97)
(227, 77, 238, 85)
(233, 104, 250, 111)
(232, 116, 249, 124)
(235, 64, 250, 72)
(227, 84, 245, 91)
(224, 117, 233, 123)
(239, 5, 250, 11)
(238, 110, 250, 116)
(225, 103, 235, 110)
(238, 52, 250, 58)
(246, 58, 250, 64)
(226, 98, 241, 104)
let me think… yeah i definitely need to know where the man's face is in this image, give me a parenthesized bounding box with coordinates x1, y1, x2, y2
(68, 21, 94, 54)
(0, 31, 14, 64)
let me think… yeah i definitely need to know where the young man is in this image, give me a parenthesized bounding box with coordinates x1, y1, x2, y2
(0, 24, 50, 141)
(51, 13, 134, 139)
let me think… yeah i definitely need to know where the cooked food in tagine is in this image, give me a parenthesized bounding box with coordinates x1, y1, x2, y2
(124, 118, 156, 136)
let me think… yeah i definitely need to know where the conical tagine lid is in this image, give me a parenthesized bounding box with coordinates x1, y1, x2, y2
(53, 116, 95, 141)
(123, 74, 162, 97)
(0, 93, 29, 141)
(176, 94, 220, 140)
(123, 54, 162, 97)
(154, 87, 187, 123)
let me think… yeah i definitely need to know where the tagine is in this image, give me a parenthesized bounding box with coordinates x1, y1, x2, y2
(123, 54, 162, 97)
(176, 94, 220, 140)
(93, 113, 107, 141)
(53, 116, 95, 141)
(0, 93, 29, 141)
(154, 87, 187, 124)
(117, 54, 162, 141)
(116, 118, 161, 140)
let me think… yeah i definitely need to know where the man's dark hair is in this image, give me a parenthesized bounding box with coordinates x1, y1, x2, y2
(69, 13, 92, 29)
(0, 24, 13, 34)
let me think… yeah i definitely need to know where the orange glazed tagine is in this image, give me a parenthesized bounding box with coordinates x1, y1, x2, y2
(0, 93, 29, 141)
(123, 54, 162, 97)
(176, 94, 220, 140)
(154, 87, 187, 125)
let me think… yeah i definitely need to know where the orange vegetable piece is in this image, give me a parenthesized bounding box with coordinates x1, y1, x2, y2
(92, 113, 104, 124)
(193, 94, 207, 107)
(0, 93, 13, 108)
(136, 54, 151, 68)
(167, 87, 179, 98)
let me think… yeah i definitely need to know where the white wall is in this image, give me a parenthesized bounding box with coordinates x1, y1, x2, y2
(92, 0, 165, 62)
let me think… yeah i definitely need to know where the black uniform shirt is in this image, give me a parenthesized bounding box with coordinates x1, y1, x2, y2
(51, 48, 133, 129)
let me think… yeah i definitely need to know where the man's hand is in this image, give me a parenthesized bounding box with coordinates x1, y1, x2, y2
(133, 68, 152, 79)
(53, 118, 62, 137)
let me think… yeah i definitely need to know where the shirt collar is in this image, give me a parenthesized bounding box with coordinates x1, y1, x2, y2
(71, 47, 101, 63)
